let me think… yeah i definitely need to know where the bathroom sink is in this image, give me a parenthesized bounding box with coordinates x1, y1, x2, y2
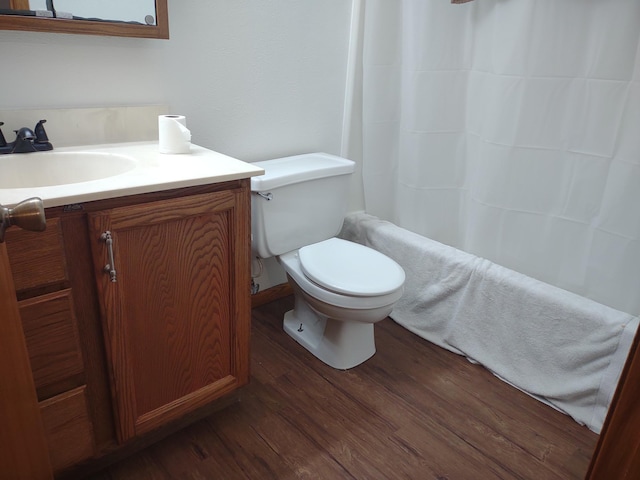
(0, 151, 137, 188)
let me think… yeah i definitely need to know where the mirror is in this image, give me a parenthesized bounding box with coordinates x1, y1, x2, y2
(0, 0, 168, 39)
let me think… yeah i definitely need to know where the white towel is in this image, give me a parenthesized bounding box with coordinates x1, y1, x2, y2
(340, 212, 638, 433)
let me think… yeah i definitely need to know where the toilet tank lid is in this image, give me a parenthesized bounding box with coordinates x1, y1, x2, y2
(250, 153, 355, 191)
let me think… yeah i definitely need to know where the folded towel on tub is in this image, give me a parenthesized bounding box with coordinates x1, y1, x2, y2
(340, 212, 638, 433)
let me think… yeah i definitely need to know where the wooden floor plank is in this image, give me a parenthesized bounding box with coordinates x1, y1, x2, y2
(251, 310, 518, 479)
(367, 321, 591, 479)
(88, 296, 598, 480)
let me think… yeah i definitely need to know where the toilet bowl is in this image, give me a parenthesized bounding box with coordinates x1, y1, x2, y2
(277, 238, 405, 369)
(251, 153, 406, 369)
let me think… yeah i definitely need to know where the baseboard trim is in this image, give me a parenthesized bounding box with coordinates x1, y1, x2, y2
(251, 283, 293, 309)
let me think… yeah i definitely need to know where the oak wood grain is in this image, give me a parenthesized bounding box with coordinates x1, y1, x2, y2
(89, 187, 251, 443)
(5, 216, 69, 296)
(40, 386, 94, 473)
(251, 282, 293, 308)
(19, 289, 85, 401)
(0, 242, 53, 479)
(1, 181, 251, 476)
(60, 213, 118, 452)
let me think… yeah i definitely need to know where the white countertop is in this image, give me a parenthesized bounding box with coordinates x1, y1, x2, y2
(0, 142, 265, 208)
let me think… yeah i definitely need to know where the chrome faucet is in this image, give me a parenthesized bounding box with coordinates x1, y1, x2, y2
(0, 120, 54, 154)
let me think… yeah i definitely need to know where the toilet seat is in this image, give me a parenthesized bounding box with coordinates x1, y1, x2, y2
(278, 240, 405, 310)
(299, 238, 405, 296)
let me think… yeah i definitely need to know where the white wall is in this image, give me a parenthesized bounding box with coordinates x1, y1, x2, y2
(0, 31, 166, 109)
(0, 0, 352, 162)
(0, 0, 363, 291)
(164, 1, 351, 163)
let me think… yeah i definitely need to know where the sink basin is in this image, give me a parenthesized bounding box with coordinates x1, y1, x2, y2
(0, 151, 137, 188)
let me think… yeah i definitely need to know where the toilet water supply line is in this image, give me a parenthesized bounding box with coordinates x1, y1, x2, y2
(251, 256, 264, 295)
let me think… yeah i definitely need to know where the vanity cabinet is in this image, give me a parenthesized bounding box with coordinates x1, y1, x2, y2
(5, 217, 95, 473)
(88, 187, 251, 443)
(4, 180, 252, 475)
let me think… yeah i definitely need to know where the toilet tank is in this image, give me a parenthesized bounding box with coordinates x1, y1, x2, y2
(251, 153, 356, 258)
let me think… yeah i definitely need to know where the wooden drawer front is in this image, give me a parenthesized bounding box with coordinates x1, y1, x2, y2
(40, 386, 95, 473)
(5, 216, 68, 294)
(19, 290, 85, 400)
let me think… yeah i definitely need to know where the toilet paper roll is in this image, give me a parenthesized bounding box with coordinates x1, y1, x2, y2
(158, 115, 191, 154)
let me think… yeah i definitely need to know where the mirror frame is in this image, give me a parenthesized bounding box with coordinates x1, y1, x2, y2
(0, 0, 168, 39)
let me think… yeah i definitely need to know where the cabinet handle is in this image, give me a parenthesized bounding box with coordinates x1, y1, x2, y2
(100, 231, 117, 283)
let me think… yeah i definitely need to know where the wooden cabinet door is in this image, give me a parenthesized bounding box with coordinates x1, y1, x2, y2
(88, 189, 251, 443)
(587, 326, 640, 479)
(0, 242, 53, 479)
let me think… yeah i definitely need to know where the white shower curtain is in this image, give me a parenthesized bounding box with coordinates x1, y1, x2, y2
(361, 0, 640, 316)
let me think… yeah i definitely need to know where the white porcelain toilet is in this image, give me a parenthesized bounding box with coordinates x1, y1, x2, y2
(251, 153, 405, 369)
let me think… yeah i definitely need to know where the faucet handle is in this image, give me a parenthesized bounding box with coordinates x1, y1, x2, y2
(14, 127, 36, 140)
(34, 119, 49, 143)
(0, 122, 6, 147)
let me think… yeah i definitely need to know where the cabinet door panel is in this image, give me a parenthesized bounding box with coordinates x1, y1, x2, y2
(5, 217, 68, 296)
(19, 289, 85, 400)
(89, 190, 250, 442)
(40, 386, 94, 472)
(0, 241, 53, 479)
(119, 212, 232, 414)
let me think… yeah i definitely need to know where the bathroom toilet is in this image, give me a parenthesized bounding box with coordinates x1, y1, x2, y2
(251, 153, 405, 369)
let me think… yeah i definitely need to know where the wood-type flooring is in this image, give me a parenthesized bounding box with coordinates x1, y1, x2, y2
(89, 296, 598, 480)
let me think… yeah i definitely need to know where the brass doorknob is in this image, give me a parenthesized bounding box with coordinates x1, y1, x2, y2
(0, 197, 46, 243)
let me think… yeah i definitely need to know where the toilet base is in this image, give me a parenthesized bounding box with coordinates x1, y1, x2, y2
(283, 304, 376, 370)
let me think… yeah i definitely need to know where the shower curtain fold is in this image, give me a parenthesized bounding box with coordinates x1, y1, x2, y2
(361, 0, 640, 316)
